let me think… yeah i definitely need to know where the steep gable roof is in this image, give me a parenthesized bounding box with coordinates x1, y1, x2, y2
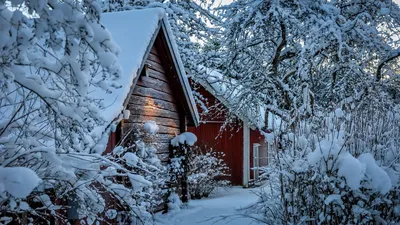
(97, 8, 199, 130)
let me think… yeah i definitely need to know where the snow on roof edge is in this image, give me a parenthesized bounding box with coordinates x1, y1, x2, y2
(91, 8, 166, 153)
(160, 18, 200, 126)
(195, 68, 266, 130)
(100, 8, 165, 122)
(96, 7, 199, 146)
(120, 23, 161, 109)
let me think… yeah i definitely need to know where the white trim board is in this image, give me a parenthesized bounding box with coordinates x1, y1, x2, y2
(243, 121, 250, 187)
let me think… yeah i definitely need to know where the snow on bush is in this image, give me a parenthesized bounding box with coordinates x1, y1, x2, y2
(111, 121, 167, 221)
(249, 108, 400, 225)
(67, 121, 168, 224)
(167, 192, 182, 213)
(143, 121, 159, 134)
(0, 167, 41, 198)
(167, 132, 199, 207)
(187, 145, 230, 199)
(123, 152, 139, 167)
(105, 209, 118, 220)
(171, 132, 197, 147)
(358, 154, 392, 195)
(307, 132, 393, 195)
(0, 0, 128, 222)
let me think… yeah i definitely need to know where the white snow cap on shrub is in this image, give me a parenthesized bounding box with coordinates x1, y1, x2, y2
(337, 152, 365, 190)
(334, 108, 344, 118)
(307, 132, 345, 165)
(308, 133, 393, 193)
(337, 153, 392, 193)
(358, 153, 392, 194)
(105, 209, 117, 219)
(123, 152, 139, 167)
(167, 192, 182, 212)
(0, 167, 42, 198)
(171, 132, 197, 146)
(144, 121, 159, 134)
(128, 174, 152, 192)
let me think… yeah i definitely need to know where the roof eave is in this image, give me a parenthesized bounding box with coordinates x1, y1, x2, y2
(160, 18, 200, 127)
(197, 78, 260, 130)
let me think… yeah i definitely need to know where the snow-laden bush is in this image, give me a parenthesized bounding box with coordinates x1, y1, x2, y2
(167, 192, 182, 213)
(112, 121, 167, 222)
(128, 122, 167, 213)
(249, 108, 400, 225)
(0, 0, 126, 222)
(187, 145, 230, 199)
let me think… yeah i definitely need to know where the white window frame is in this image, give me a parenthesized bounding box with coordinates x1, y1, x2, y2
(243, 121, 250, 187)
(253, 143, 261, 180)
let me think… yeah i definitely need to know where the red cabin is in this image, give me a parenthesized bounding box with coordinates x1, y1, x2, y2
(100, 9, 199, 158)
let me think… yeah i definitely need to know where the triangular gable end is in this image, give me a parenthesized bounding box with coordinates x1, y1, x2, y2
(100, 8, 199, 131)
(123, 19, 199, 128)
(156, 19, 199, 127)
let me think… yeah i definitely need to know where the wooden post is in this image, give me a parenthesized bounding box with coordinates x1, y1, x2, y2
(166, 142, 190, 213)
(180, 144, 189, 203)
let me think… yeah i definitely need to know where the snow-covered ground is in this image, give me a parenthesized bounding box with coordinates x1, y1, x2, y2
(156, 186, 264, 225)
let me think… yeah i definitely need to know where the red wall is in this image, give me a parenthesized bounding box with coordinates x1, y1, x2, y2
(188, 122, 244, 185)
(189, 83, 269, 185)
(188, 123, 269, 185)
(104, 132, 118, 155)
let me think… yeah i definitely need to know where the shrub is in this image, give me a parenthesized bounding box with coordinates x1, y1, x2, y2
(117, 121, 167, 213)
(187, 145, 230, 199)
(248, 108, 400, 225)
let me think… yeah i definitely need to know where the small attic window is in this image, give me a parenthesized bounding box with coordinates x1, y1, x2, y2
(141, 64, 150, 77)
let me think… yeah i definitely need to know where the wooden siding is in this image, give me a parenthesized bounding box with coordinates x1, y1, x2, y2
(188, 81, 269, 185)
(104, 132, 117, 155)
(188, 122, 244, 185)
(125, 43, 181, 161)
(189, 123, 268, 185)
(104, 125, 121, 155)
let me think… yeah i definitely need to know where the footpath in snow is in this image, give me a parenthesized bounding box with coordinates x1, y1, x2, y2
(156, 186, 264, 225)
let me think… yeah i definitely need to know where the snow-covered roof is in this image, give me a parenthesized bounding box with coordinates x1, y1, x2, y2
(92, 8, 199, 145)
(196, 68, 266, 129)
(95, 8, 165, 128)
(160, 17, 200, 127)
(196, 68, 284, 131)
